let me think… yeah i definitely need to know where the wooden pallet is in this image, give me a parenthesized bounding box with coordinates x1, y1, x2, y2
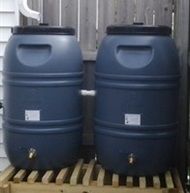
(0, 159, 184, 193)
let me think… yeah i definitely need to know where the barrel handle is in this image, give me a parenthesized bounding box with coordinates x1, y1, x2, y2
(116, 45, 153, 69)
(17, 44, 51, 67)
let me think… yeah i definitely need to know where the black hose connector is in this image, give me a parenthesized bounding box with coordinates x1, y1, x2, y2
(0, 102, 3, 109)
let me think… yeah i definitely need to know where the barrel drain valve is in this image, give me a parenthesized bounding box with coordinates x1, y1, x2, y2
(28, 148, 37, 159)
(128, 153, 136, 165)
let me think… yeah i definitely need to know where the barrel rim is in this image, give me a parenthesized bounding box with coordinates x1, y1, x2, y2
(107, 24, 171, 35)
(12, 26, 75, 35)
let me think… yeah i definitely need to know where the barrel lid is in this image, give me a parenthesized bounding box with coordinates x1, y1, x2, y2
(107, 23, 171, 35)
(12, 24, 75, 35)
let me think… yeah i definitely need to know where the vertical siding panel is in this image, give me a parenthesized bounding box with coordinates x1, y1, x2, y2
(0, 0, 15, 11)
(0, 58, 3, 71)
(43, 0, 59, 25)
(154, 0, 173, 27)
(115, 0, 135, 24)
(61, 0, 78, 35)
(26, 0, 40, 25)
(136, 0, 154, 24)
(174, 0, 189, 184)
(0, 158, 10, 171)
(0, 0, 18, 171)
(80, 0, 97, 55)
(32, 0, 40, 19)
(31, 0, 40, 12)
(98, 0, 116, 46)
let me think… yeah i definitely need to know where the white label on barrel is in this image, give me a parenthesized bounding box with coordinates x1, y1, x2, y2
(125, 114, 141, 125)
(25, 110, 40, 121)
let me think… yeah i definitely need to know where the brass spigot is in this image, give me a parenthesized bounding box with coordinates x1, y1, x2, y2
(28, 148, 37, 159)
(128, 153, 136, 165)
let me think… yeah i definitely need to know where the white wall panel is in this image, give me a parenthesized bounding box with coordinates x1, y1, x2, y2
(0, 27, 12, 42)
(0, 57, 3, 71)
(0, 0, 18, 171)
(0, 158, 10, 171)
(0, 143, 6, 157)
(0, 42, 6, 57)
(0, 42, 7, 57)
(0, 0, 16, 12)
(0, 87, 3, 99)
(0, 13, 17, 27)
(0, 129, 3, 143)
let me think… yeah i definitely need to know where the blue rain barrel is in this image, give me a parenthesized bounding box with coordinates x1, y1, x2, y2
(3, 25, 83, 170)
(95, 24, 180, 176)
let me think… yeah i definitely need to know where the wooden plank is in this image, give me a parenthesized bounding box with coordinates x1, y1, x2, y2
(172, 169, 184, 193)
(27, 171, 39, 184)
(112, 174, 119, 187)
(136, 0, 154, 24)
(80, 0, 97, 53)
(165, 171, 174, 189)
(153, 176, 160, 189)
(139, 177, 146, 189)
(55, 168, 69, 185)
(41, 171, 54, 185)
(70, 159, 84, 185)
(115, 0, 135, 24)
(126, 176, 133, 188)
(0, 165, 184, 193)
(13, 170, 27, 183)
(154, 0, 173, 27)
(0, 165, 16, 186)
(97, 166, 105, 187)
(9, 182, 179, 193)
(174, 0, 189, 185)
(98, 0, 116, 46)
(82, 159, 95, 186)
(0, 184, 10, 193)
(43, 0, 59, 25)
(61, 0, 78, 35)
